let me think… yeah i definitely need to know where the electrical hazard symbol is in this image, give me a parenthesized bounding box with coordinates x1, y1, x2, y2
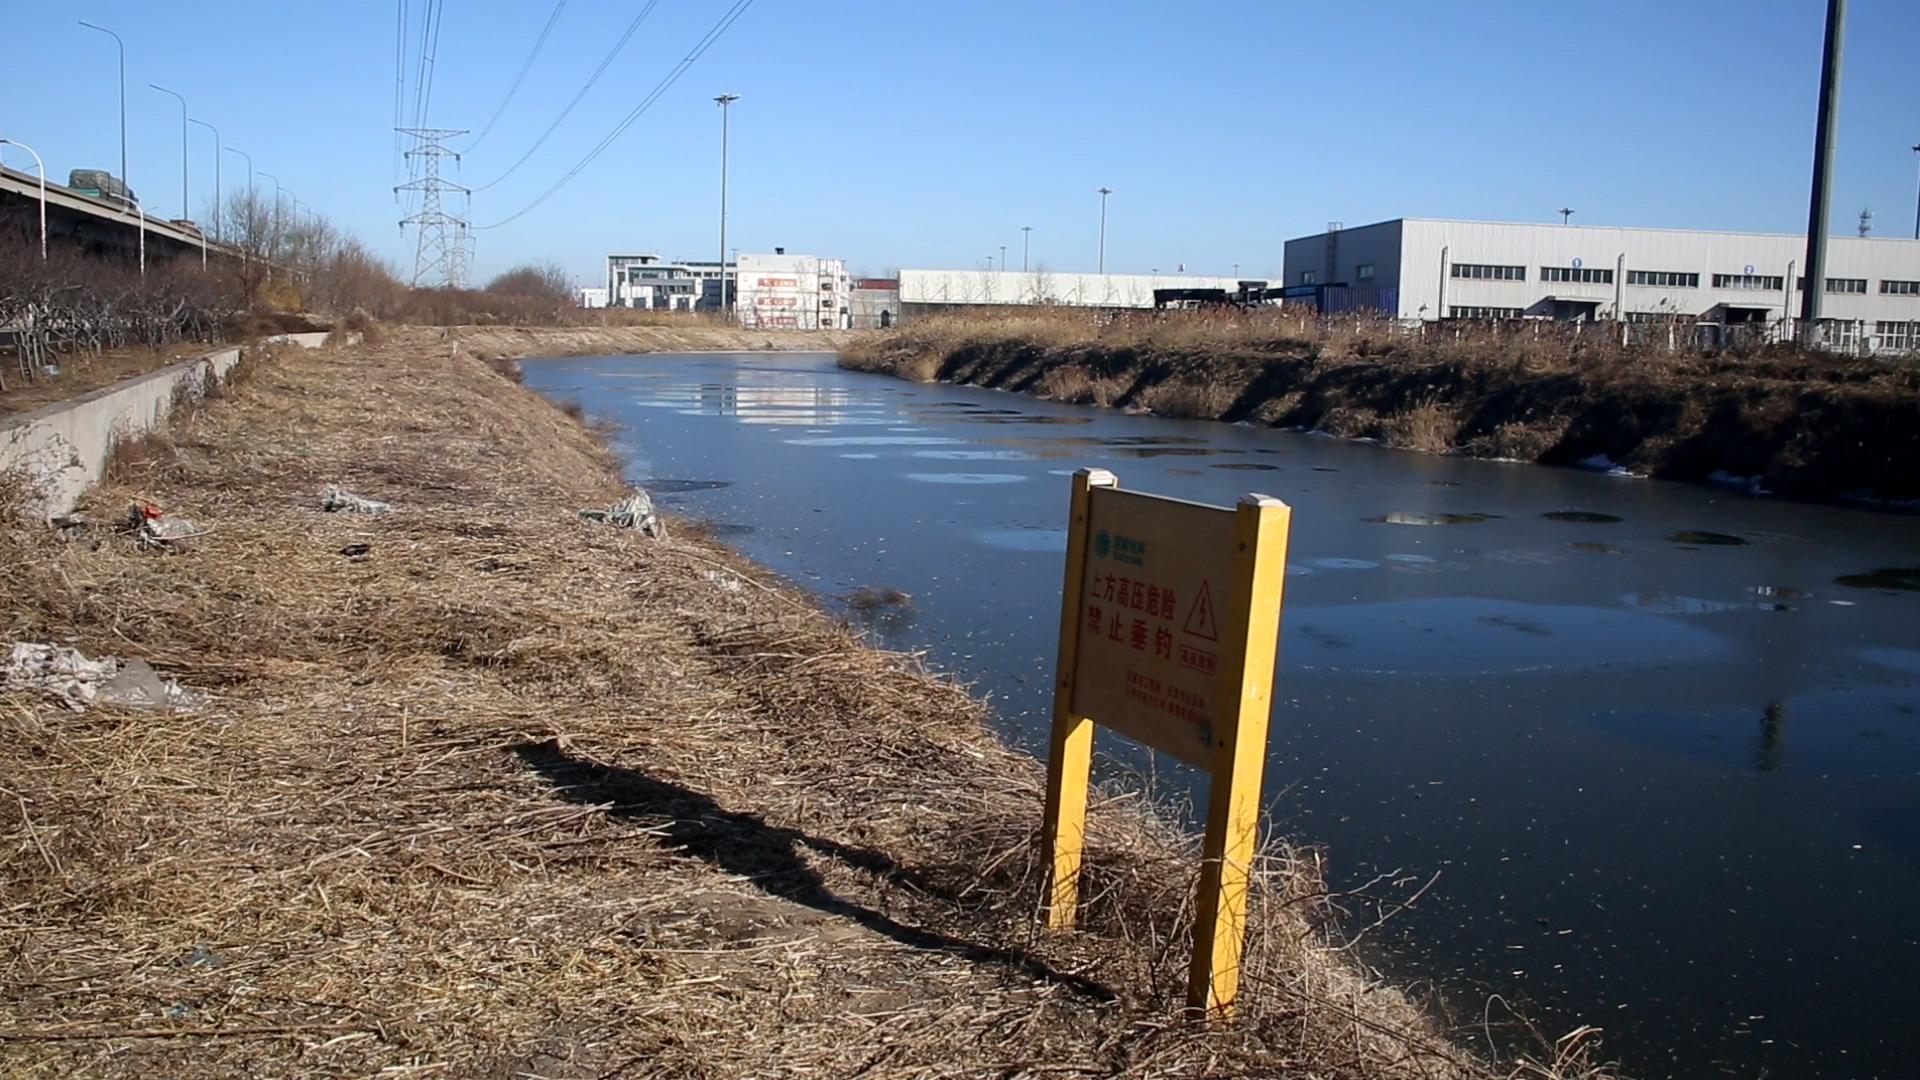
(1182, 580, 1219, 641)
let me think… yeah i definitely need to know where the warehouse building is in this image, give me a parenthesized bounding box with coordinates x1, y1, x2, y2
(897, 269, 1253, 319)
(849, 278, 900, 329)
(1282, 219, 1920, 351)
(736, 251, 851, 330)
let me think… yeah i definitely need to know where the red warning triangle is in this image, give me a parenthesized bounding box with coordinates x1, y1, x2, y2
(1182, 580, 1219, 641)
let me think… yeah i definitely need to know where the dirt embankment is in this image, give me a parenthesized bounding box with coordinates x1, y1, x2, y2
(842, 310, 1920, 504)
(0, 329, 1610, 1078)
(451, 322, 861, 363)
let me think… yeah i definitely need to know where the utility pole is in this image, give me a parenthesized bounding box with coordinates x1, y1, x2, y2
(149, 84, 190, 221)
(190, 117, 220, 243)
(77, 21, 126, 200)
(1799, 0, 1846, 346)
(1021, 225, 1032, 272)
(395, 127, 471, 287)
(999, 244, 1007, 273)
(1559, 207, 1575, 225)
(1096, 186, 1112, 273)
(715, 93, 739, 319)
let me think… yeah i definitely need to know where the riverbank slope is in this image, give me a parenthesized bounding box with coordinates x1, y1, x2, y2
(841, 309, 1920, 503)
(0, 330, 1607, 1078)
(451, 322, 861, 363)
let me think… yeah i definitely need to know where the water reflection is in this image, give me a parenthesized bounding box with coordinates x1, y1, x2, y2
(1756, 702, 1787, 773)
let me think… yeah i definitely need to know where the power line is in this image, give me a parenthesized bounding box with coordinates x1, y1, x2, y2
(466, 0, 567, 151)
(477, 0, 754, 230)
(471, 0, 663, 192)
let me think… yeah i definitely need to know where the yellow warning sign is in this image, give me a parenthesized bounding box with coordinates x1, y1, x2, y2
(1040, 468, 1292, 1019)
(1068, 488, 1246, 767)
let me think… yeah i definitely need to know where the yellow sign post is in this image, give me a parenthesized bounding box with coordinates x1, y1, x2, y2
(1040, 467, 1291, 1018)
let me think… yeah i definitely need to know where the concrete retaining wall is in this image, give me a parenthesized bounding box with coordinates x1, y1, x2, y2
(0, 332, 348, 518)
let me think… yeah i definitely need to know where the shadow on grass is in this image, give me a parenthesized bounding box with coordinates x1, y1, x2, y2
(512, 738, 1115, 1001)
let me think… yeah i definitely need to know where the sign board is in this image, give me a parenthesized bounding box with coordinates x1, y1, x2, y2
(1040, 468, 1291, 1019)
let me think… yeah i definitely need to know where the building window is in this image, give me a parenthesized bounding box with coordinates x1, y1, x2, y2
(1882, 279, 1920, 296)
(1795, 277, 1868, 294)
(1876, 321, 1920, 351)
(1450, 263, 1525, 281)
(1355, 263, 1376, 281)
(1448, 305, 1523, 319)
(1817, 318, 1861, 349)
(1541, 266, 1614, 284)
(1712, 273, 1784, 291)
(1627, 270, 1699, 288)
(1301, 271, 1320, 285)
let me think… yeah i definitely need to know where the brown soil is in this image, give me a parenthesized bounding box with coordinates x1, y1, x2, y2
(0, 329, 1612, 1078)
(841, 309, 1920, 504)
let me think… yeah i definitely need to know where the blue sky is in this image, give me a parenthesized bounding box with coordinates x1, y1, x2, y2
(4, 1, 1917, 285)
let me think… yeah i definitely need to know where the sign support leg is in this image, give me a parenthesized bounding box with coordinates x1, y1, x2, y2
(1185, 494, 1290, 1018)
(1041, 467, 1116, 929)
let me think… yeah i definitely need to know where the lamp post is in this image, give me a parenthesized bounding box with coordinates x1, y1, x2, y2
(77, 20, 126, 203)
(1021, 225, 1031, 272)
(0, 138, 47, 260)
(149, 84, 190, 221)
(1798, 0, 1846, 346)
(714, 93, 739, 320)
(189, 117, 220, 242)
(1096, 187, 1112, 273)
(1910, 143, 1919, 240)
(258, 171, 286, 253)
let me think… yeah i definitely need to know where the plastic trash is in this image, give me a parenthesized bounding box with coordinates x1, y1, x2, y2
(580, 490, 665, 539)
(128, 502, 205, 548)
(321, 485, 392, 514)
(3, 643, 204, 713)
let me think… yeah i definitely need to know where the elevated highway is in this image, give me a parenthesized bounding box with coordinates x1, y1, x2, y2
(0, 163, 239, 264)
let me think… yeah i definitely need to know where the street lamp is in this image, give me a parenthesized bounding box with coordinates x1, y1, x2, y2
(149, 84, 190, 221)
(189, 117, 220, 241)
(77, 20, 127, 203)
(1910, 143, 1919, 240)
(714, 93, 739, 319)
(1096, 186, 1112, 273)
(0, 139, 47, 260)
(258, 171, 286, 240)
(1021, 225, 1031, 272)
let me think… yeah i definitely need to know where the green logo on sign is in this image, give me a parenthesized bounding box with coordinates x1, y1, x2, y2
(1094, 529, 1111, 559)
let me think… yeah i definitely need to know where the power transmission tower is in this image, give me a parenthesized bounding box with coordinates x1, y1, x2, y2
(395, 127, 470, 287)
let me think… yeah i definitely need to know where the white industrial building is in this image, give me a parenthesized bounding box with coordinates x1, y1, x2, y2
(604, 253, 735, 311)
(736, 251, 851, 330)
(1283, 218, 1920, 351)
(898, 269, 1254, 318)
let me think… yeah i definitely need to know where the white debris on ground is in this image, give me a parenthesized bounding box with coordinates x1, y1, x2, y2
(321, 485, 393, 514)
(128, 502, 206, 549)
(704, 569, 745, 593)
(3, 643, 204, 712)
(580, 490, 666, 539)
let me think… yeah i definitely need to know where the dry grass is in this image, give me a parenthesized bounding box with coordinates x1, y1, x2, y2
(0, 345, 197, 418)
(0, 330, 1617, 1078)
(842, 307, 1920, 502)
